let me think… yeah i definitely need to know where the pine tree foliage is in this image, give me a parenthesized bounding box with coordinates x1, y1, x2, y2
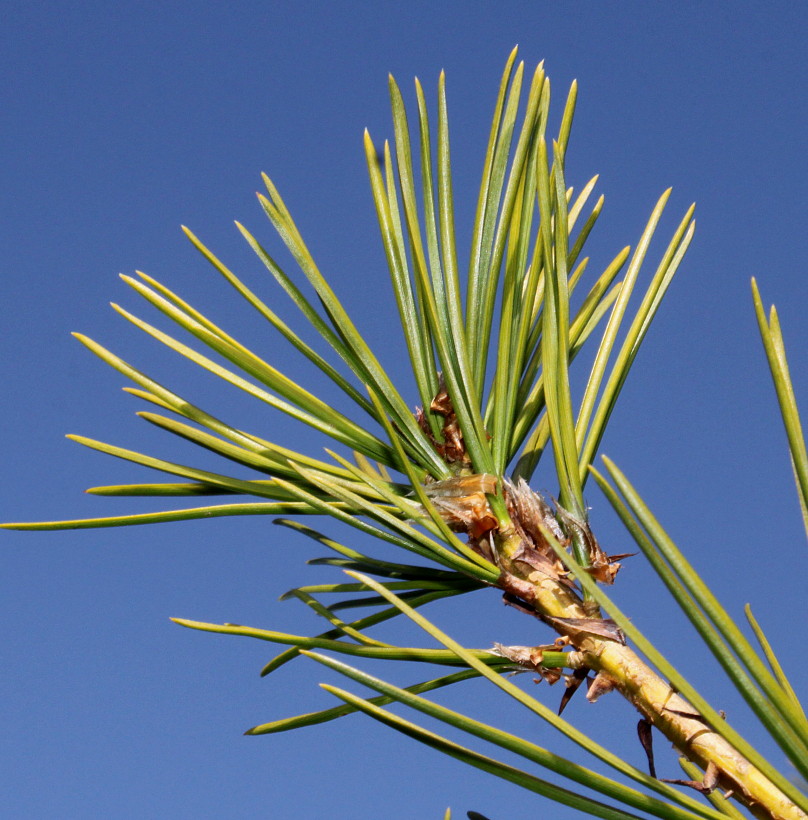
(5, 50, 807, 820)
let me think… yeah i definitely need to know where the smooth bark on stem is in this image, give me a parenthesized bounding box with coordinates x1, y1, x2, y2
(494, 529, 805, 820)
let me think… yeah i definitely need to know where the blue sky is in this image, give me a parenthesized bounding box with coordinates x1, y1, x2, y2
(2, 3, 807, 818)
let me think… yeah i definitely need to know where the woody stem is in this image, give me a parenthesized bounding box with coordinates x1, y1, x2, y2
(495, 529, 806, 820)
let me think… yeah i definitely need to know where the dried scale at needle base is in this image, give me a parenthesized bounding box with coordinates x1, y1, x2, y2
(4, 47, 807, 820)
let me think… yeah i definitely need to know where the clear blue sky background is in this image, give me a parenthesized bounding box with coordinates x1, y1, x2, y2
(2, 3, 807, 819)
